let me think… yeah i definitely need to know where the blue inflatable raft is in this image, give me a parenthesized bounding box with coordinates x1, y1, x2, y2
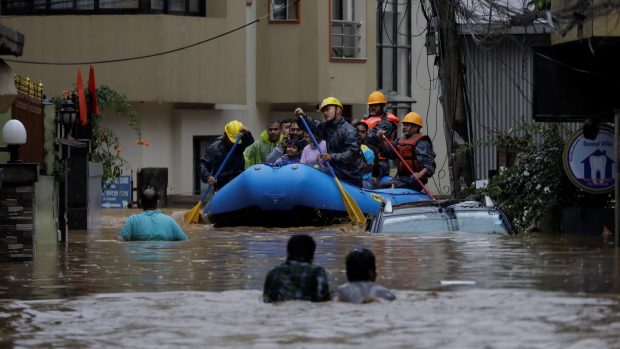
(205, 164, 431, 227)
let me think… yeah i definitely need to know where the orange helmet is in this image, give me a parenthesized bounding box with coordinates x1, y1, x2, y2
(367, 91, 387, 105)
(402, 112, 423, 128)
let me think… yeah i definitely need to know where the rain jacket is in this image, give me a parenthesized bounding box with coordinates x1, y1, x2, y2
(300, 116, 364, 187)
(243, 130, 283, 168)
(199, 132, 254, 191)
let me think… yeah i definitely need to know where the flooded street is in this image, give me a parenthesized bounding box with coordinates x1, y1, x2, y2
(2, 208, 620, 348)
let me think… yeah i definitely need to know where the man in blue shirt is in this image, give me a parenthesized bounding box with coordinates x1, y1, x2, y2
(116, 187, 188, 242)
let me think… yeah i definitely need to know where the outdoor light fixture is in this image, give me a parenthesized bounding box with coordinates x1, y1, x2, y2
(0, 119, 27, 163)
(59, 99, 77, 128)
(56, 98, 85, 147)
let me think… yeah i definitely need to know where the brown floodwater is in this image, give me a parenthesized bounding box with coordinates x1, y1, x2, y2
(1, 208, 620, 348)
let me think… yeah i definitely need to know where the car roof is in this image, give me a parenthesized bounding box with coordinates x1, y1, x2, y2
(383, 199, 491, 215)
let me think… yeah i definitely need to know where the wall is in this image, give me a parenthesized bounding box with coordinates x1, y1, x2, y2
(2, 0, 247, 104)
(410, 5, 450, 196)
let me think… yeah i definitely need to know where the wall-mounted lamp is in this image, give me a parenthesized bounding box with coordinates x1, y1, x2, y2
(59, 99, 77, 131)
(0, 119, 27, 163)
(56, 98, 85, 147)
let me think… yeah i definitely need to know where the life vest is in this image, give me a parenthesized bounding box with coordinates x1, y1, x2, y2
(361, 112, 400, 129)
(362, 112, 399, 161)
(396, 133, 432, 176)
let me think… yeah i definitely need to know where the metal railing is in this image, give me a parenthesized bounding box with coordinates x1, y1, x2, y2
(331, 19, 363, 58)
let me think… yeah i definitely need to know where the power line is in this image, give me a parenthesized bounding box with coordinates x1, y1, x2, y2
(5, 0, 299, 65)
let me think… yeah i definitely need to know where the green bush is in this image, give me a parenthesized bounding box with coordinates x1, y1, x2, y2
(473, 123, 613, 232)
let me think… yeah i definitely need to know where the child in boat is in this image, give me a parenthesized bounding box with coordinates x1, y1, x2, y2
(333, 249, 395, 304)
(300, 132, 327, 170)
(272, 138, 303, 166)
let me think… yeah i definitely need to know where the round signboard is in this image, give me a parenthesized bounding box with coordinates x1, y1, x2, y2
(562, 126, 615, 193)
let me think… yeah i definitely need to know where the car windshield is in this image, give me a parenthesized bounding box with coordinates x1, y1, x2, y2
(381, 210, 510, 235)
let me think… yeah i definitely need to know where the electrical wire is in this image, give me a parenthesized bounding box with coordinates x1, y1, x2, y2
(5, 0, 299, 65)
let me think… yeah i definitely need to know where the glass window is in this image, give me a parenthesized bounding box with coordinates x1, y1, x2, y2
(381, 214, 450, 234)
(454, 211, 511, 234)
(377, 0, 412, 113)
(1, 0, 202, 15)
(330, 0, 366, 59)
(270, 0, 299, 21)
(381, 210, 511, 235)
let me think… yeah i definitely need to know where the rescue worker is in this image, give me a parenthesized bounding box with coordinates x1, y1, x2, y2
(381, 112, 436, 191)
(243, 120, 282, 168)
(295, 97, 365, 187)
(199, 120, 254, 191)
(362, 91, 400, 176)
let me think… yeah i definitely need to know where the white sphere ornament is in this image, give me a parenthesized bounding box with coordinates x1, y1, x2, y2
(2, 119, 27, 145)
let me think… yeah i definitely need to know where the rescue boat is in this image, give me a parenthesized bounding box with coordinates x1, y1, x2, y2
(204, 163, 431, 227)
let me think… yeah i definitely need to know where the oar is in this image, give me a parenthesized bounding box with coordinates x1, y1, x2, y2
(298, 115, 366, 225)
(379, 133, 435, 200)
(185, 136, 242, 223)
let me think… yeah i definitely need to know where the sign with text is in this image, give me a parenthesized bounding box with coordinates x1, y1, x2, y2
(563, 126, 615, 193)
(102, 175, 132, 208)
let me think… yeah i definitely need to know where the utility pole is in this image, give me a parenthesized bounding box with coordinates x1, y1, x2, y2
(431, 0, 474, 197)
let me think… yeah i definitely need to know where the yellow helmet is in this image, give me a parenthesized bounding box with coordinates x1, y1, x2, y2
(402, 112, 423, 128)
(224, 120, 243, 143)
(319, 96, 343, 111)
(367, 91, 387, 105)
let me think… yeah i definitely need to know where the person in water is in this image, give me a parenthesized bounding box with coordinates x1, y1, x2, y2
(333, 249, 395, 303)
(263, 234, 330, 303)
(116, 187, 188, 242)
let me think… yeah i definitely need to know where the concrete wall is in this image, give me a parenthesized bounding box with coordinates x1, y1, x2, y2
(551, 0, 620, 44)
(102, 101, 249, 195)
(411, 5, 450, 196)
(3, 0, 247, 104)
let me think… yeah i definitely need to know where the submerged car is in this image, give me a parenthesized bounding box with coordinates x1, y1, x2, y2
(366, 197, 517, 235)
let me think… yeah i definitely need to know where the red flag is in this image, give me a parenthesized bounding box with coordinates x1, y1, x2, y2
(76, 68, 87, 126)
(88, 65, 99, 115)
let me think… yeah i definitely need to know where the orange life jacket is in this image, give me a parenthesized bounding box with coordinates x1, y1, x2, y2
(396, 133, 431, 176)
(361, 112, 400, 129)
(362, 112, 399, 161)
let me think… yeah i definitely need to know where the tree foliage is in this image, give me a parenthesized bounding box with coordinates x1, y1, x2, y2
(472, 123, 613, 232)
(51, 85, 145, 184)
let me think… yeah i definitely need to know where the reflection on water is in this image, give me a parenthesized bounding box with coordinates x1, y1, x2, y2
(1, 208, 620, 348)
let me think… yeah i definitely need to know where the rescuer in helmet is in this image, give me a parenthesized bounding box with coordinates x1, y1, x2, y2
(361, 91, 401, 178)
(199, 120, 254, 191)
(381, 112, 436, 191)
(294, 97, 365, 187)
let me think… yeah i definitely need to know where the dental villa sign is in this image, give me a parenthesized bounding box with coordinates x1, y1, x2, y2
(563, 126, 615, 193)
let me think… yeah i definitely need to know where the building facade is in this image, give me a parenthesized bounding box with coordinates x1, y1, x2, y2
(3, 0, 451, 197)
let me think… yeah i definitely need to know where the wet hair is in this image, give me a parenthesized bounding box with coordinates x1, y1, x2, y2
(287, 138, 303, 151)
(287, 234, 316, 263)
(280, 118, 292, 125)
(345, 249, 376, 282)
(141, 186, 159, 210)
(267, 120, 281, 128)
(354, 121, 368, 131)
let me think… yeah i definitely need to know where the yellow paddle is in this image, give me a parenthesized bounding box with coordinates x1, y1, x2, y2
(299, 115, 366, 225)
(185, 137, 242, 224)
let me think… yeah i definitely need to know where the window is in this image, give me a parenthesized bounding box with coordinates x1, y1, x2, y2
(269, 0, 299, 22)
(377, 0, 413, 114)
(330, 0, 366, 60)
(0, 0, 203, 15)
